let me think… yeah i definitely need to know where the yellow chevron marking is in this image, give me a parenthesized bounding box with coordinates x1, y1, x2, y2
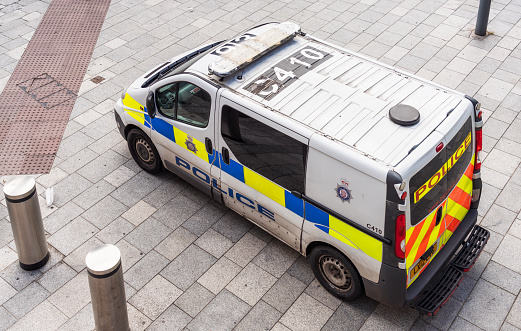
(329, 216, 382, 262)
(122, 93, 144, 111)
(406, 212, 436, 269)
(173, 127, 209, 162)
(126, 110, 145, 125)
(243, 168, 285, 206)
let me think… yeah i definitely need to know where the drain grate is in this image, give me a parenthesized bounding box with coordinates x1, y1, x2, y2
(0, 0, 111, 175)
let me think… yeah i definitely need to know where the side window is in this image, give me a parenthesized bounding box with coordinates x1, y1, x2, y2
(156, 81, 211, 127)
(221, 105, 307, 193)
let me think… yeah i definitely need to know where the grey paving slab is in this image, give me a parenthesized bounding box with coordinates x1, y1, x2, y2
(252, 239, 300, 278)
(175, 282, 215, 318)
(459, 279, 516, 331)
(125, 249, 169, 290)
(197, 257, 241, 295)
(226, 262, 277, 306)
(322, 297, 378, 331)
(4, 282, 49, 319)
(129, 275, 182, 320)
(0, 246, 17, 273)
(43, 202, 84, 235)
(0, 306, 16, 331)
(493, 234, 521, 274)
(235, 300, 282, 331)
(47, 217, 96, 256)
(183, 203, 225, 237)
(147, 304, 191, 331)
(37, 262, 77, 294)
(7, 300, 67, 331)
(47, 271, 91, 318)
(186, 290, 250, 331)
(280, 293, 333, 331)
(0, 262, 41, 292)
(56, 303, 94, 331)
(212, 209, 253, 243)
(161, 244, 217, 291)
(82, 195, 128, 229)
(262, 272, 307, 313)
(124, 217, 171, 253)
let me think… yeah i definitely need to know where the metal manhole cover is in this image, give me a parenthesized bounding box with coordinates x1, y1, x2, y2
(17, 74, 76, 109)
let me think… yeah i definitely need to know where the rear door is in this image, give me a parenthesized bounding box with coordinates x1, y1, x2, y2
(215, 97, 306, 250)
(397, 101, 474, 287)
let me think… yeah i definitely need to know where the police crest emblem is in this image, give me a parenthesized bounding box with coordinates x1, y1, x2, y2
(336, 179, 352, 203)
(185, 136, 197, 153)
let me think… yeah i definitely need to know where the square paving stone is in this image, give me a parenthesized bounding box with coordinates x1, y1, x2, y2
(42, 201, 84, 234)
(127, 303, 152, 331)
(449, 317, 483, 330)
(52, 173, 92, 207)
(95, 217, 135, 244)
(175, 282, 215, 318)
(287, 255, 316, 285)
(212, 209, 253, 243)
(493, 234, 521, 274)
(0, 261, 42, 292)
(459, 279, 515, 331)
(235, 300, 282, 331)
(226, 262, 277, 306)
(47, 217, 97, 256)
(304, 278, 343, 310)
(129, 275, 182, 320)
(0, 306, 16, 331)
(482, 204, 518, 235)
(224, 232, 267, 268)
(121, 200, 156, 226)
(0, 245, 17, 272)
(82, 195, 128, 229)
(161, 244, 217, 291)
(4, 282, 50, 319)
(153, 194, 202, 230)
(195, 228, 233, 258)
(186, 290, 251, 331)
(147, 305, 191, 331)
(263, 273, 307, 313)
(280, 293, 333, 331)
(125, 250, 169, 290)
(37, 262, 77, 294)
(183, 203, 224, 236)
(197, 257, 241, 294)
(125, 217, 171, 253)
(111, 173, 163, 208)
(8, 300, 68, 331)
(322, 296, 379, 331)
(72, 179, 116, 210)
(507, 295, 521, 329)
(115, 239, 143, 271)
(57, 303, 94, 331)
(155, 226, 197, 260)
(252, 239, 300, 277)
(495, 182, 521, 213)
(48, 271, 92, 318)
(372, 303, 419, 330)
(482, 261, 521, 295)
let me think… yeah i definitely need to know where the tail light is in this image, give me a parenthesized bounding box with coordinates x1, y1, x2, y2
(395, 214, 406, 259)
(474, 128, 482, 171)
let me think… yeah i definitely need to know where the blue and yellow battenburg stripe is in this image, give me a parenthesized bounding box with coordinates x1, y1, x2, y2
(127, 96, 383, 263)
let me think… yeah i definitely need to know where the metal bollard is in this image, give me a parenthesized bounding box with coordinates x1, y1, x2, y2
(86, 244, 129, 331)
(475, 0, 492, 36)
(3, 176, 49, 270)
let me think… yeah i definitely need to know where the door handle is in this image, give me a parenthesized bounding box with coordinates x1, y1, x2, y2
(435, 206, 443, 226)
(222, 147, 230, 164)
(205, 138, 213, 155)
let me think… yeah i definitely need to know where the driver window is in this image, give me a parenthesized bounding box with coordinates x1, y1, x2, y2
(156, 83, 177, 118)
(155, 81, 211, 127)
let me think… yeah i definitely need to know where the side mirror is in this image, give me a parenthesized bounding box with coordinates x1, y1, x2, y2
(146, 91, 156, 119)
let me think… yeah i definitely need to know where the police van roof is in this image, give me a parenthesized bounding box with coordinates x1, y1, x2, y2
(187, 22, 469, 167)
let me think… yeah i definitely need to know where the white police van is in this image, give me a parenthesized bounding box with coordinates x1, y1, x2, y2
(114, 22, 489, 315)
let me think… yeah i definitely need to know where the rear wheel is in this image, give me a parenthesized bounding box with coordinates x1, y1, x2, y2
(127, 128, 162, 174)
(309, 245, 363, 301)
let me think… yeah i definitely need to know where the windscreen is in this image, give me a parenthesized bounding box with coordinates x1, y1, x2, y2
(409, 117, 473, 225)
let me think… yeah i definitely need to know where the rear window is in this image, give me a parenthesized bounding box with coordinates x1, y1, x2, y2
(409, 117, 472, 225)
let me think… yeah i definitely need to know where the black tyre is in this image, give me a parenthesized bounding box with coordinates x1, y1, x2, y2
(309, 245, 363, 301)
(127, 128, 162, 174)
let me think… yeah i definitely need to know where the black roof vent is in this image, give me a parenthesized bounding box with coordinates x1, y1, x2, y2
(389, 104, 420, 126)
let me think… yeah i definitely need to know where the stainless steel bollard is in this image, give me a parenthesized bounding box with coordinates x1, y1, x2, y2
(86, 244, 129, 331)
(3, 176, 49, 270)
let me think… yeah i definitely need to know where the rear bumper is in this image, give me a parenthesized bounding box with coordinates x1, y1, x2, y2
(363, 208, 480, 307)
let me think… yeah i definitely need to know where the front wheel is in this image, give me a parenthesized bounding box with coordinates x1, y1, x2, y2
(127, 128, 162, 174)
(309, 245, 363, 301)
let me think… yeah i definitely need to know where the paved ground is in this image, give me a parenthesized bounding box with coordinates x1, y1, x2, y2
(0, 0, 521, 330)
